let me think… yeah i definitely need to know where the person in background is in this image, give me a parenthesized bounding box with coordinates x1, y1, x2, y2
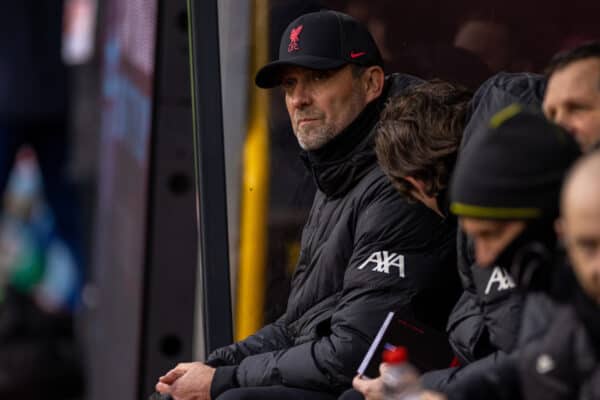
(0, 1, 85, 398)
(453, 15, 533, 74)
(543, 41, 600, 152)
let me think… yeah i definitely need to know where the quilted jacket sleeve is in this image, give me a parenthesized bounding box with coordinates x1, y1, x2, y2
(206, 313, 292, 367)
(210, 182, 458, 396)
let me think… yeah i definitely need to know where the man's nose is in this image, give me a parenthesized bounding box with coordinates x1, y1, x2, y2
(475, 241, 495, 268)
(289, 83, 311, 109)
(553, 109, 576, 135)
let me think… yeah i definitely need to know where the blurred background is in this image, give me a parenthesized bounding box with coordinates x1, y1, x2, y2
(0, 0, 598, 399)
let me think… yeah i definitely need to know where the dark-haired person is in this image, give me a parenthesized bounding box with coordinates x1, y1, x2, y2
(155, 10, 460, 400)
(349, 77, 546, 400)
(348, 81, 470, 400)
(544, 41, 600, 152)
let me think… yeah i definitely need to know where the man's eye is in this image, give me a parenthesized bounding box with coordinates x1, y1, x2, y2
(313, 71, 331, 81)
(281, 79, 295, 89)
(578, 239, 599, 253)
(566, 102, 589, 113)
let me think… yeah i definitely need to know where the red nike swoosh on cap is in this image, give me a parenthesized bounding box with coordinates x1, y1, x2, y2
(350, 51, 367, 58)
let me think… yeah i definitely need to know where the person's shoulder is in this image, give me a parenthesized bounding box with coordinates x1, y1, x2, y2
(462, 72, 547, 149)
(474, 72, 546, 104)
(385, 73, 425, 97)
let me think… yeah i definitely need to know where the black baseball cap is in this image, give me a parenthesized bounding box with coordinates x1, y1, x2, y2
(255, 10, 384, 88)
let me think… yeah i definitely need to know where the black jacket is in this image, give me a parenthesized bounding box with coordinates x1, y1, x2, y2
(422, 72, 546, 391)
(447, 292, 600, 400)
(207, 74, 461, 396)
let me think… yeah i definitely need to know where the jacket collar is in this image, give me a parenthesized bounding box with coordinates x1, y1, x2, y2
(300, 95, 382, 198)
(298, 73, 424, 198)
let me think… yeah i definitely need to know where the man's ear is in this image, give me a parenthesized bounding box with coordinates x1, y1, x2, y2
(404, 176, 427, 199)
(362, 65, 385, 103)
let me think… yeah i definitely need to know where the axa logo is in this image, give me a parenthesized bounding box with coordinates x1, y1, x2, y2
(484, 266, 516, 295)
(288, 25, 303, 52)
(536, 354, 555, 374)
(358, 251, 405, 277)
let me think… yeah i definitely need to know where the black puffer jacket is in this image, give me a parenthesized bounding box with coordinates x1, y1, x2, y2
(422, 72, 546, 391)
(207, 74, 461, 396)
(519, 294, 600, 400)
(447, 291, 600, 400)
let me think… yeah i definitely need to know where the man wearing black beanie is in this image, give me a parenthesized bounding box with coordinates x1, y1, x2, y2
(451, 104, 580, 285)
(440, 105, 582, 400)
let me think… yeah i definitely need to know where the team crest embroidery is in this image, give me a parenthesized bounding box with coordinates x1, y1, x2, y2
(288, 25, 303, 52)
(358, 251, 405, 277)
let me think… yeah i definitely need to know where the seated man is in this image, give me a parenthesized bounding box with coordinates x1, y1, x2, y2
(155, 10, 461, 400)
(516, 149, 600, 399)
(442, 107, 581, 399)
(349, 76, 546, 400)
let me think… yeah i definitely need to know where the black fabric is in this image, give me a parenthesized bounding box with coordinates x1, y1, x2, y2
(445, 356, 522, 400)
(210, 366, 239, 399)
(208, 73, 461, 395)
(300, 96, 381, 198)
(573, 287, 600, 358)
(461, 72, 546, 149)
(256, 10, 383, 88)
(492, 219, 557, 292)
(337, 388, 364, 400)
(441, 280, 600, 400)
(215, 386, 338, 400)
(518, 301, 600, 400)
(442, 294, 556, 400)
(451, 107, 581, 219)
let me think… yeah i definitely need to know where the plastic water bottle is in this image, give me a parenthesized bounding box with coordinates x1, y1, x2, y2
(381, 346, 422, 400)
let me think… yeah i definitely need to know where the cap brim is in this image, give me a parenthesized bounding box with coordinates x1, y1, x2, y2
(255, 56, 348, 88)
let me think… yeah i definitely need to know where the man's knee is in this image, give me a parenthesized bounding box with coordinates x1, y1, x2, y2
(337, 388, 364, 400)
(214, 388, 255, 400)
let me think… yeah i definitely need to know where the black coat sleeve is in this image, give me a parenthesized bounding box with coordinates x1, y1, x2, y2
(206, 314, 292, 367)
(445, 357, 522, 400)
(421, 350, 508, 391)
(228, 190, 457, 392)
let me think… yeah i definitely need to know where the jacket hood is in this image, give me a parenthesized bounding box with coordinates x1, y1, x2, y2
(461, 72, 546, 150)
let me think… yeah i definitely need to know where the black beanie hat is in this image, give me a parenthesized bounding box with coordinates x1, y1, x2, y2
(450, 104, 581, 220)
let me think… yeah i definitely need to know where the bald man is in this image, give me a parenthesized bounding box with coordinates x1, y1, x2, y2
(560, 151, 600, 303)
(509, 150, 600, 399)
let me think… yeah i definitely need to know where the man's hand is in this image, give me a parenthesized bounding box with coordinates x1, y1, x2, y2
(155, 362, 215, 400)
(353, 374, 384, 400)
(420, 390, 447, 400)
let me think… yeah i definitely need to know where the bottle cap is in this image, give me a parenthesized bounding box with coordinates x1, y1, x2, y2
(382, 346, 408, 364)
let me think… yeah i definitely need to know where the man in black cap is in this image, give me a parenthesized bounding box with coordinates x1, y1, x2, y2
(155, 9, 460, 400)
